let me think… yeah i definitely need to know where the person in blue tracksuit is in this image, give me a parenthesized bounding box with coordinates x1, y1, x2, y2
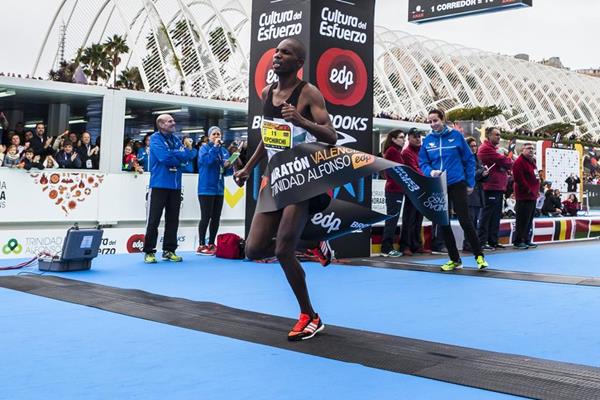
(418, 109, 488, 271)
(143, 114, 195, 263)
(196, 126, 233, 255)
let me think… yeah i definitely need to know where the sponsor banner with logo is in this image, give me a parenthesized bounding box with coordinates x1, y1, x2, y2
(255, 142, 449, 241)
(258, 143, 449, 224)
(0, 169, 245, 224)
(311, 0, 376, 257)
(0, 227, 201, 259)
(246, 0, 311, 233)
(247, 0, 376, 256)
(301, 198, 392, 241)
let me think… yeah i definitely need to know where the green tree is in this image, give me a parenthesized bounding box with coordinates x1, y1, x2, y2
(80, 43, 112, 82)
(116, 66, 144, 90)
(446, 105, 503, 121)
(534, 122, 578, 137)
(104, 34, 130, 87)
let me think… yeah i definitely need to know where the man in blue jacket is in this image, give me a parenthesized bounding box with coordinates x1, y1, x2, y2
(419, 109, 488, 271)
(143, 114, 195, 263)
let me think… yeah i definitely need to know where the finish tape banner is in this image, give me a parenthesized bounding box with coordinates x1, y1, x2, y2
(256, 142, 449, 240)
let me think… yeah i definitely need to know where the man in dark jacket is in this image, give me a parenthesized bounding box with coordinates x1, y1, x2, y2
(464, 137, 489, 252)
(29, 123, 53, 160)
(77, 131, 100, 169)
(143, 114, 195, 264)
(400, 128, 427, 255)
(477, 127, 513, 250)
(565, 174, 580, 193)
(512, 143, 539, 249)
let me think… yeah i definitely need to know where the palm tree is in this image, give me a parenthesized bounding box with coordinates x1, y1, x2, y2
(116, 66, 144, 90)
(80, 43, 112, 83)
(104, 34, 130, 87)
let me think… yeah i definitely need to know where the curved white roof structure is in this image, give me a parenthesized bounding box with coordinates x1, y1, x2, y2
(35, 0, 251, 99)
(34, 1, 600, 140)
(374, 27, 600, 141)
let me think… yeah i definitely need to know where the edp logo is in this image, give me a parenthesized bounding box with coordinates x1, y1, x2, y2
(311, 211, 341, 234)
(266, 69, 279, 85)
(330, 65, 354, 90)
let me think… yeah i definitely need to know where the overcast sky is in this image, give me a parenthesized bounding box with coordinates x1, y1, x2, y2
(1, 0, 598, 75)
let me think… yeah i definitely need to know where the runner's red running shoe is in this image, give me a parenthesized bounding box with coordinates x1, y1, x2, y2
(309, 240, 333, 267)
(287, 313, 324, 341)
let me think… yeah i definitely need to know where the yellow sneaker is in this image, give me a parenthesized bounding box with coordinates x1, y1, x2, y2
(162, 251, 183, 262)
(476, 255, 489, 270)
(144, 252, 157, 264)
(440, 260, 462, 271)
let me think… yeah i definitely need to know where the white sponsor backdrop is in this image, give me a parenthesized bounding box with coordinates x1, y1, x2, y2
(0, 224, 247, 260)
(0, 169, 245, 223)
(0, 169, 246, 259)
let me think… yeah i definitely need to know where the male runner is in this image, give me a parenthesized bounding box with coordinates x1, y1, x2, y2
(234, 38, 337, 341)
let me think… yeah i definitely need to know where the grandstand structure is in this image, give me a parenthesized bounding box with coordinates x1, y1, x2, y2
(34, 0, 600, 141)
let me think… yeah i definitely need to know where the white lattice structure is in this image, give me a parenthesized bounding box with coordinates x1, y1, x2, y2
(34, 0, 251, 100)
(34, 4, 600, 139)
(374, 27, 600, 141)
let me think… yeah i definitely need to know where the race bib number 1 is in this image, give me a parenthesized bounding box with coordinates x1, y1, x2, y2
(261, 119, 293, 150)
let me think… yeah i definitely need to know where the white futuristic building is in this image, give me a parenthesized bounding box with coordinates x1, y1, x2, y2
(34, 0, 600, 140)
(373, 27, 600, 141)
(35, 0, 251, 100)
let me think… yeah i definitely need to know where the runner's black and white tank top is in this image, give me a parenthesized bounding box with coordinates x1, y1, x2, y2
(261, 81, 316, 161)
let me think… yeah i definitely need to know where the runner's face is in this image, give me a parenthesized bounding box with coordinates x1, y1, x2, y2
(273, 41, 300, 75)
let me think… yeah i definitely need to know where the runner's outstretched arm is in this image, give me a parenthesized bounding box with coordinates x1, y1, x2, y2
(233, 141, 266, 187)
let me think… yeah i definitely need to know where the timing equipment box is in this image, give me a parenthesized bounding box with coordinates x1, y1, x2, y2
(38, 227, 104, 272)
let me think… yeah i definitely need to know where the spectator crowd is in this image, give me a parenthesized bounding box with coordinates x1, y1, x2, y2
(0, 113, 100, 171)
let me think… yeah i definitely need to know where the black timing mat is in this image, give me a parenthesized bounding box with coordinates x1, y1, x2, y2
(338, 258, 600, 287)
(2, 275, 600, 399)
